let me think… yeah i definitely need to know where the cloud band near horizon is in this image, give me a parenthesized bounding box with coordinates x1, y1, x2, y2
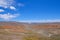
(19, 20, 60, 23)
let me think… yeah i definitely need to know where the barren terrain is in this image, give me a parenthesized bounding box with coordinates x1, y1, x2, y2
(0, 21, 60, 40)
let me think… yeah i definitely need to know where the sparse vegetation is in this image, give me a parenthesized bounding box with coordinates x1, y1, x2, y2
(0, 22, 60, 40)
(23, 32, 39, 40)
(23, 34, 60, 40)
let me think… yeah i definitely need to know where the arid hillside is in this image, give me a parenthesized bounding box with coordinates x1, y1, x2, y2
(0, 21, 60, 40)
(0, 22, 60, 29)
(0, 22, 60, 33)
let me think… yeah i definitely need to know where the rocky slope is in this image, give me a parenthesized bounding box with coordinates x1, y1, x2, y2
(0, 21, 60, 40)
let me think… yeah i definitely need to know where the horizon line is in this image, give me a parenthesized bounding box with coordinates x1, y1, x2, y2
(0, 19, 60, 23)
(18, 20, 60, 23)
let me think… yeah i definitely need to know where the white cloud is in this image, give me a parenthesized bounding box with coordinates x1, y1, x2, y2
(0, 9, 4, 12)
(0, 0, 15, 8)
(19, 20, 60, 23)
(18, 3, 24, 7)
(0, 13, 19, 20)
(10, 6, 16, 10)
(0, 0, 25, 12)
(0, 0, 24, 9)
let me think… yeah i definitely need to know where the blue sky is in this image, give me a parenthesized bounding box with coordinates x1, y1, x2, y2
(0, 0, 60, 22)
